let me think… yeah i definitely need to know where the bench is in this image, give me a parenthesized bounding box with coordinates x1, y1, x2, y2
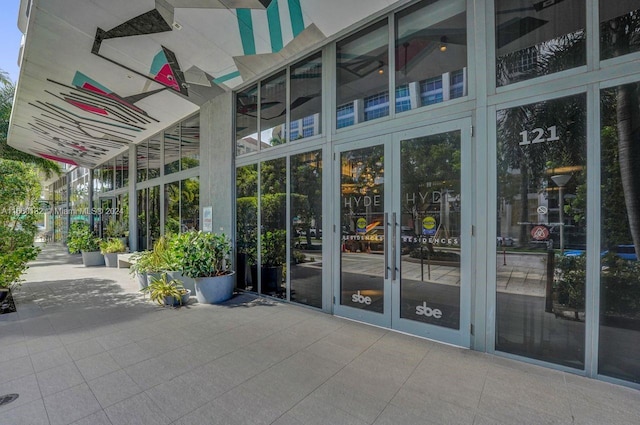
(117, 253, 135, 269)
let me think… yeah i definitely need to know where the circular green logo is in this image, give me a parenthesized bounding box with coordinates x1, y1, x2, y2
(423, 216, 436, 230)
(356, 218, 367, 230)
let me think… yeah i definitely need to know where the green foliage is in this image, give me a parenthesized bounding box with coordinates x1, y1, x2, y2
(237, 196, 258, 263)
(0, 74, 60, 177)
(140, 272, 187, 306)
(140, 235, 176, 273)
(104, 218, 128, 238)
(66, 222, 99, 253)
(99, 238, 126, 254)
(179, 231, 232, 278)
(554, 254, 586, 309)
(292, 249, 306, 264)
(0, 159, 42, 287)
(261, 230, 286, 267)
(601, 253, 640, 316)
(128, 251, 150, 275)
(0, 237, 40, 289)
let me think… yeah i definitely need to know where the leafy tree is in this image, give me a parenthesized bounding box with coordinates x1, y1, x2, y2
(601, 10, 640, 256)
(0, 70, 60, 177)
(0, 160, 41, 288)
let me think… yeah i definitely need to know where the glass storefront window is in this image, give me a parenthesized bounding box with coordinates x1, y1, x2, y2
(137, 186, 160, 251)
(290, 53, 322, 141)
(600, 1, 640, 60)
(290, 150, 322, 308)
(236, 164, 258, 291)
(148, 135, 161, 179)
(599, 82, 640, 383)
(137, 141, 148, 182)
(115, 153, 128, 189)
(181, 115, 200, 170)
(165, 181, 180, 234)
(137, 188, 148, 250)
(496, 94, 587, 369)
(259, 158, 287, 296)
(181, 177, 199, 231)
(164, 124, 180, 175)
(395, 0, 467, 113)
(260, 71, 287, 148)
(340, 145, 385, 313)
(236, 85, 259, 156)
(100, 160, 114, 192)
(495, 0, 586, 87)
(336, 19, 389, 128)
(400, 132, 462, 329)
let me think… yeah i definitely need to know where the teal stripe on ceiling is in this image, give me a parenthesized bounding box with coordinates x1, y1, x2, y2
(213, 71, 241, 84)
(267, 1, 283, 52)
(288, 0, 304, 37)
(236, 9, 256, 55)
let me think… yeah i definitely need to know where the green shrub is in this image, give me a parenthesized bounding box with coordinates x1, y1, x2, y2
(99, 238, 126, 254)
(67, 222, 100, 253)
(179, 231, 232, 278)
(140, 273, 187, 305)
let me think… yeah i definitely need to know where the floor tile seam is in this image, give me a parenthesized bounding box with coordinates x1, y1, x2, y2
(475, 388, 576, 423)
(32, 339, 77, 374)
(562, 373, 579, 424)
(72, 350, 121, 383)
(483, 368, 571, 404)
(166, 324, 358, 425)
(270, 388, 372, 425)
(368, 339, 434, 425)
(0, 375, 47, 421)
(46, 379, 110, 424)
(265, 328, 394, 425)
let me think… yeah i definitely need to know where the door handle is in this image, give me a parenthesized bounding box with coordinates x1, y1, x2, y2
(391, 212, 397, 281)
(384, 212, 389, 279)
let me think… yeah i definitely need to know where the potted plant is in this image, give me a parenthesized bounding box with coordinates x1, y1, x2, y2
(165, 232, 196, 295)
(104, 218, 129, 248)
(143, 235, 175, 285)
(140, 272, 190, 306)
(100, 238, 127, 267)
(179, 231, 235, 304)
(129, 250, 152, 290)
(251, 229, 286, 295)
(67, 223, 104, 266)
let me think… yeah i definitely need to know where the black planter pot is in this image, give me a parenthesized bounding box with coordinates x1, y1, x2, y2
(236, 253, 248, 290)
(250, 265, 283, 295)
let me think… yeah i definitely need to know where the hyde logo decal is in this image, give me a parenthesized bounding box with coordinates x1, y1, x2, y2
(415, 302, 442, 319)
(352, 291, 372, 305)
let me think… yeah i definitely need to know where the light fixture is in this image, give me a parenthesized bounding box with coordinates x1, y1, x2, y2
(377, 61, 385, 75)
(439, 36, 448, 52)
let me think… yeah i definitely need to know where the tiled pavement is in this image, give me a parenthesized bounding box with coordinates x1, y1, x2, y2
(1, 245, 639, 425)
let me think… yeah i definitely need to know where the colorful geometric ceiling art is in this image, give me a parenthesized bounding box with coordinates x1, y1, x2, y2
(8, 0, 395, 167)
(151, 49, 183, 93)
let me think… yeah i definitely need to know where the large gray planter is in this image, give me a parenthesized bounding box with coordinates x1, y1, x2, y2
(166, 271, 196, 295)
(81, 251, 105, 267)
(194, 272, 236, 304)
(146, 272, 162, 286)
(163, 289, 191, 307)
(135, 272, 148, 290)
(103, 253, 120, 268)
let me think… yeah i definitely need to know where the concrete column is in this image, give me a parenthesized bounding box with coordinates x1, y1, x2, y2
(128, 144, 138, 252)
(199, 92, 234, 237)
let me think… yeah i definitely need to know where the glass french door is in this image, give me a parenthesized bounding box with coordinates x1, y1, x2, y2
(335, 119, 471, 347)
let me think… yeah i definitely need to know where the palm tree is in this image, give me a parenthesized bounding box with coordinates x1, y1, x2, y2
(0, 69, 61, 177)
(603, 11, 640, 257)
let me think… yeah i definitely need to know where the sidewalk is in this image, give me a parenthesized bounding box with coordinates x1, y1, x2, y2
(0, 244, 638, 425)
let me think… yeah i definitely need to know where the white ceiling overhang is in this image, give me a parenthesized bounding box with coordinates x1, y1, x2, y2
(8, 0, 398, 168)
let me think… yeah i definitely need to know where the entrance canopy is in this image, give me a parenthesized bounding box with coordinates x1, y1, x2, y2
(8, 0, 398, 168)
